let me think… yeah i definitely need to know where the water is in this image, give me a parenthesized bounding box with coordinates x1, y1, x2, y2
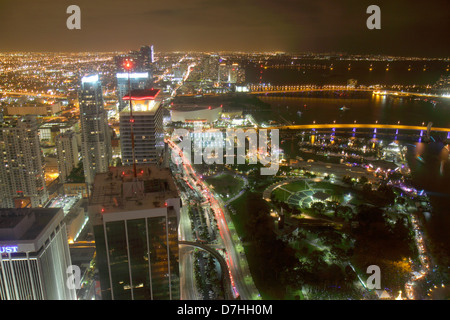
(259, 94, 450, 128)
(247, 61, 450, 275)
(246, 59, 449, 86)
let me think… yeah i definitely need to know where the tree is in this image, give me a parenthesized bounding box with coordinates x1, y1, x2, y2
(359, 175, 368, 184)
(336, 205, 354, 221)
(310, 202, 325, 215)
(362, 183, 372, 194)
(342, 175, 354, 186)
(66, 161, 85, 183)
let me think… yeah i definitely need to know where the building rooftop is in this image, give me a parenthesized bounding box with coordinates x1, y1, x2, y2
(170, 104, 222, 112)
(122, 89, 160, 101)
(88, 165, 179, 225)
(120, 99, 161, 114)
(0, 208, 61, 242)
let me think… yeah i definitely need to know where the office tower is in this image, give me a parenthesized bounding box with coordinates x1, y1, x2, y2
(115, 46, 154, 74)
(202, 54, 219, 81)
(0, 207, 76, 300)
(217, 61, 245, 84)
(218, 62, 228, 83)
(56, 130, 79, 184)
(116, 72, 151, 112)
(0, 115, 48, 208)
(119, 89, 164, 166)
(139, 45, 154, 71)
(78, 75, 112, 187)
(88, 165, 181, 300)
(228, 63, 239, 83)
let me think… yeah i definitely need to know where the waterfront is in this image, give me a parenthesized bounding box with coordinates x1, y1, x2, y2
(255, 93, 450, 283)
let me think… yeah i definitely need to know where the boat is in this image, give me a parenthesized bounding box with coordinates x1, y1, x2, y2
(340, 106, 350, 111)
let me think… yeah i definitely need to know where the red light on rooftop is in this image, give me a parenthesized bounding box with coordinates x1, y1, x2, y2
(123, 59, 134, 71)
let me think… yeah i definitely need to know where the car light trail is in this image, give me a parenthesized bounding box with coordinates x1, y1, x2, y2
(167, 138, 239, 297)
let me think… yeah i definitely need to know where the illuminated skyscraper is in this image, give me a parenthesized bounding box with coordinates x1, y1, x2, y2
(116, 72, 151, 112)
(229, 63, 239, 83)
(217, 61, 244, 84)
(0, 115, 48, 208)
(88, 165, 181, 300)
(119, 89, 164, 166)
(0, 207, 76, 300)
(78, 75, 112, 188)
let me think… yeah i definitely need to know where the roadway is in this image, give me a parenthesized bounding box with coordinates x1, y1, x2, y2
(168, 138, 260, 300)
(179, 245, 200, 300)
(0, 90, 66, 98)
(179, 241, 234, 300)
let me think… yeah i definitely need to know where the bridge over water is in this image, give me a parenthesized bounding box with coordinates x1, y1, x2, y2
(248, 85, 448, 99)
(265, 123, 450, 134)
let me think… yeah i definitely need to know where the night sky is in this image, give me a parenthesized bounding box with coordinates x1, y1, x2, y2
(0, 0, 449, 56)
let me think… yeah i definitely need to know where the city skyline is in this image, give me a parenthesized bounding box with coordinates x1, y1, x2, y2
(0, 0, 449, 57)
(0, 0, 449, 304)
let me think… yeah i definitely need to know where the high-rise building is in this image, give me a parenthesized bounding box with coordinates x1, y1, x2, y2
(116, 72, 151, 112)
(0, 115, 48, 208)
(88, 165, 181, 300)
(218, 62, 228, 83)
(78, 75, 112, 187)
(202, 54, 220, 81)
(217, 61, 245, 84)
(119, 89, 164, 166)
(115, 45, 155, 73)
(56, 130, 79, 184)
(228, 63, 239, 83)
(139, 45, 154, 71)
(0, 207, 76, 300)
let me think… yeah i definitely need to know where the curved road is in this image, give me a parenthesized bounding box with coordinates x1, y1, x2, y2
(180, 241, 234, 300)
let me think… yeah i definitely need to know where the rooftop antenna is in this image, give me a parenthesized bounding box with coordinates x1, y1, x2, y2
(124, 58, 137, 179)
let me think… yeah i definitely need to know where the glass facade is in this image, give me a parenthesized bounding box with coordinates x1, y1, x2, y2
(95, 211, 180, 300)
